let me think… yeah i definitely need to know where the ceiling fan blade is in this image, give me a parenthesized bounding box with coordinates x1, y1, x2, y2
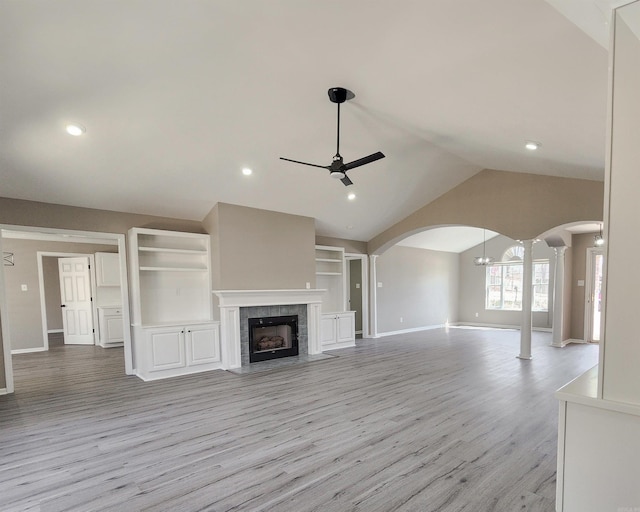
(341, 175, 353, 186)
(280, 157, 330, 170)
(343, 151, 385, 171)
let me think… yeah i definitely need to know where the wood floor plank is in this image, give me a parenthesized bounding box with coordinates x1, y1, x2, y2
(0, 328, 598, 511)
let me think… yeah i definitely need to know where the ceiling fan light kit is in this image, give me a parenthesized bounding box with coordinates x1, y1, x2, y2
(280, 87, 385, 187)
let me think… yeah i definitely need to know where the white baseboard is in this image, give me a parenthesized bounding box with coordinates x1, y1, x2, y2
(567, 338, 587, 344)
(375, 324, 446, 338)
(47, 329, 63, 333)
(0, 388, 8, 395)
(11, 347, 47, 355)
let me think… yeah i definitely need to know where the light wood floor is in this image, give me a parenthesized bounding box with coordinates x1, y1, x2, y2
(0, 328, 598, 512)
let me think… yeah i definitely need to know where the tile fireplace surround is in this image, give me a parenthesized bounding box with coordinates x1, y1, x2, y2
(212, 289, 325, 369)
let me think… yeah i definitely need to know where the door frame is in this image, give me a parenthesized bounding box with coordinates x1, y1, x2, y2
(0, 225, 133, 395)
(584, 247, 604, 343)
(345, 253, 369, 338)
(38, 252, 98, 351)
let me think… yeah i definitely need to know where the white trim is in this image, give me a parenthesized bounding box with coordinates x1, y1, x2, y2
(345, 253, 369, 339)
(213, 289, 325, 308)
(0, 232, 14, 393)
(11, 347, 47, 355)
(212, 289, 326, 369)
(566, 338, 588, 344)
(369, 255, 378, 338)
(37, 251, 98, 351)
(375, 324, 446, 338)
(0, 388, 8, 395)
(584, 247, 604, 343)
(47, 329, 63, 333)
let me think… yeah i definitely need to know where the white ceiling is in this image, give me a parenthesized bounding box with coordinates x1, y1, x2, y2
(0, 0, 609, 242)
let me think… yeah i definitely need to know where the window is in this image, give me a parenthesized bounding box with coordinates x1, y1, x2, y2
(485, 246, 549, 312)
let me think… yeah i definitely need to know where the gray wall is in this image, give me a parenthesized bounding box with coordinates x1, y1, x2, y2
(348, 259, 363, 332)
(316, 236, 367, 255)
(204, 203, 316, 290)
(43, 256, 63, 331)
(2, 238, 116, 351)
(376, 245, 459, 334)
(458, 235, 556, 329)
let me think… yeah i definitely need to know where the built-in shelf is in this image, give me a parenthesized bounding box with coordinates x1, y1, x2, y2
(315, 245, 346, 313)
(138, 246, 208, 255)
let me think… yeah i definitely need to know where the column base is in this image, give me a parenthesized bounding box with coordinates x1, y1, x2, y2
(517, 354, 533, 360)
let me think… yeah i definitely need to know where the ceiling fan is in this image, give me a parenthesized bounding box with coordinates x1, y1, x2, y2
(280, 87, 385, 186)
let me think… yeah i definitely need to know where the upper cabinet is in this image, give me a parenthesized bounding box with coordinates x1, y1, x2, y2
(315, 245, 346, 313)
(95, 252, 121, 287)
(128, 228, 212, 326)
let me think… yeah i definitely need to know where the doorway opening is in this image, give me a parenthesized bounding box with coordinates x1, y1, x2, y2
(345, 254, 368, 338)
(0, 226, 132, 394)
(585, 248, 604, 343)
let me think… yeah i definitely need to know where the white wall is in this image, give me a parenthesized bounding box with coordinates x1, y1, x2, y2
(458, 235, 556, 329)
(375, 245, 459, 334)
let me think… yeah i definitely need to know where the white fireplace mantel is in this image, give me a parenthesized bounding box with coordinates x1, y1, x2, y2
(212, 289, 326, 369)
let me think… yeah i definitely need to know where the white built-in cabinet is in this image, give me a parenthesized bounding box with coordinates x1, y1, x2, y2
(95, 252, 121, 287)
(316, 245, 356, 350)
(321, 311, 356, 349)
(128, 228, 221, 381)
(98, 307, 124, 347)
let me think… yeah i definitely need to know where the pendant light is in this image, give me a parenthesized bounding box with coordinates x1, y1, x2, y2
(594, 223, 605, 247)
(474, 229, 494, 266)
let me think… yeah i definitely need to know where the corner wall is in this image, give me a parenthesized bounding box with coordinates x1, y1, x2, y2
(205, 203, 316, 290)
(375, 245, 459, 334)
(368, 170, 604, 254)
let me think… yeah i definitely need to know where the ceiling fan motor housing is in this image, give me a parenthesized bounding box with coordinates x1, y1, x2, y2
(328, 87, 348, 104)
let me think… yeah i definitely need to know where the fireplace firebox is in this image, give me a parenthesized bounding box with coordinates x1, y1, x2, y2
(248, 315, 299, 363)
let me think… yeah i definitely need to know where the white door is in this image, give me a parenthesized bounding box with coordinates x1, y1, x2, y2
(585, 249, 605, 343)
(58, 257, 94, 345)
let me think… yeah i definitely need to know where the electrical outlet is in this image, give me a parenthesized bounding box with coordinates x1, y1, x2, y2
(21, 284, 28, 292)
(400, 317, 403, 323)
(475, 312, 479, 318)
(306, 282, 311, 289)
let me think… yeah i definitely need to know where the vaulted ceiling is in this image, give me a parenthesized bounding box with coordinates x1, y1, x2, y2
(0, 0, 609, 243)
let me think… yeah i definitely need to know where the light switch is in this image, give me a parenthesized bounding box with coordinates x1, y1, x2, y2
(377, 282, 383, 288)
(577, 280, 585, 287)
(21, 284, 28, 291)
(355, 283, 360, 289)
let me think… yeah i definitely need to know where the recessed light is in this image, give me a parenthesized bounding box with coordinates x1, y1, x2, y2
(347, 192, 356, 200)
(66, 124, 86, 136)
(525, 141, 541, 151)
(242, 168, 253, 176)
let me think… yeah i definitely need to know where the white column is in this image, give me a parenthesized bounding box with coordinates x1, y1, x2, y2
(551, 246, 567, 348)
(518, 239, 534, 360)
(369, 255, 379, 338)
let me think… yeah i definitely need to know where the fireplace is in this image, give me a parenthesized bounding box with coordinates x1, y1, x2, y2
(248, 315, 299, 363)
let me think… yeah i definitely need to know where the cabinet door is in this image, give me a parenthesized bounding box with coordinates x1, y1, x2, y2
(148, 327, 185, 371)
(104, 314, 124, 343)
(96, 253, 121, 287)
(320, 315, 337, 345)
(336, 313, 355, 343)
(186, 324, 220, 366)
